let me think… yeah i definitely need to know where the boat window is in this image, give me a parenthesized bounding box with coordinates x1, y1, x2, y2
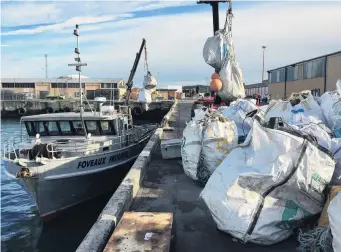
(24, 122, 34, 136)
(86, 121, 100, 135)
(46, 121, 59, 136)
(32, 122, 48, 136)
(100, 121, 114, 135)
(72, 121, 85, 136)
(101, 121, 110, 131)
(59, 121, 72, 135)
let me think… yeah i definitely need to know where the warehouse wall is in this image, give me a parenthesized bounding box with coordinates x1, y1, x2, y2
(326, 53, 341, 91)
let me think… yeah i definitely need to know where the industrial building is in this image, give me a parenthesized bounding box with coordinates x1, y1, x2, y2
(267, 51, 341, 99)
(244, 81, 268, 98)
(1, 76, 127, 100)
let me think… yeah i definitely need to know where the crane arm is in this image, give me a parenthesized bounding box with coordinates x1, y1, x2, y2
(125, 38, 146, 104)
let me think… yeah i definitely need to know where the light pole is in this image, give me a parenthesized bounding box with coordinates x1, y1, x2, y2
(262, 46, 266, 83)
(44, 54, 48, 78)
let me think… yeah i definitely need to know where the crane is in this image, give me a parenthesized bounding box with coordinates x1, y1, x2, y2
(125, 38, 146, 104)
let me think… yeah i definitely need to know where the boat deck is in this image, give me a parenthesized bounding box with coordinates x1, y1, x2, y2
(129, 100, 298, 252)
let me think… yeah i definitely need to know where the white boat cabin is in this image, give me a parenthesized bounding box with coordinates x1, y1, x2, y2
(22, 112, 129, 138)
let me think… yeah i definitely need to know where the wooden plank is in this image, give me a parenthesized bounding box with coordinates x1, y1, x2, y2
(103, 212, 173, 252)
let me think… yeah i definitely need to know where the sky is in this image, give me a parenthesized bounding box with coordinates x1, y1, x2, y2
(1, 1, 341, 88)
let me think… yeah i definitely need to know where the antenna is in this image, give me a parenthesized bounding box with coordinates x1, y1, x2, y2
(44, 54, 48, 78)
(68, 24, 88, 138)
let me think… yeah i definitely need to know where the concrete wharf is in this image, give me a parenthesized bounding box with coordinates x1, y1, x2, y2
(77, 100, 297, 252)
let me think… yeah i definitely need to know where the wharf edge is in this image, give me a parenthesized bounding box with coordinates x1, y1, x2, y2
(76, 100, 178, 252)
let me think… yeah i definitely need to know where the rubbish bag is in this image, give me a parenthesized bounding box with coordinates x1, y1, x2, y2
(264, 90, 327, 125)
(330, 138, 341, 186)
(218, 34, 245, 101)
(328, 192, 341, 252)
(219, 99, 258, 137)
(197, 113, 238, 185)
(193, 108, 208, 122)
(138, 88, 152, 103)
(203, 30, 228, 70)
(200, 119, 336, 245)
(320, 79, 341, 137)
(143, 72, 157, 90)
(290, 114, 332, 150)
(138, 88, 153, 111)
(181, 120, 204, 181)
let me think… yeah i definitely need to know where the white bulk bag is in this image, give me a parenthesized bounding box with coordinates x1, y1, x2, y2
(201, 119, 335, 245)
(143, 72, 157, 90)
(203, 30, 228, 70)
(193, 108, 208, 122)
(197, 117, 238, 184)
(290, 114, 332, 150)
(320, 80, 341, 136)
(264, 91, 327, 125)
(218, 35, 245, 101)
(138, 88, 152, 103)
(220, 99, 258, 137)
(181, 120, 204, 181)
(235, 99, 258, 113)
(138, 88, 153, 111)
(328, 193, 341, 252)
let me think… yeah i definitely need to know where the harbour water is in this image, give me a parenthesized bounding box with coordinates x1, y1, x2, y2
(1, 119, 133, 251)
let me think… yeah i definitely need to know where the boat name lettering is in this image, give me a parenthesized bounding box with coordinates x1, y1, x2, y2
(77, 157, 107, 169)
(109, 151, 128, 163)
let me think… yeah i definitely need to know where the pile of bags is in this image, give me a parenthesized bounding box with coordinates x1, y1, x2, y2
(138, 71, 157, 111)
(319, 79, 341, 137)
(180, 79, 341, 247)
(264, 90, 328, 125)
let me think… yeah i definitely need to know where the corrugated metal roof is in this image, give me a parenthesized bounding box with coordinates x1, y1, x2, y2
(1, 78, 124, 84)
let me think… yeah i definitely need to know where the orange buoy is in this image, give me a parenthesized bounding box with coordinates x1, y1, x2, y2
(211, 73, 220, 80)
(210, 78, 222, 91)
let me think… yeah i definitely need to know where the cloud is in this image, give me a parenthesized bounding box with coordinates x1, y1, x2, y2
(2, 1, 341, 87)
(2, 14, 133, 35)
(133, 1, 194, 11)
(0, 1, 193, 29)
(1, 2, 61, 27)
(0, 44, 10, 47)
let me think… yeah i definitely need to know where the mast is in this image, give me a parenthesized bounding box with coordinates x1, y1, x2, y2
(68, 24, 88, 138)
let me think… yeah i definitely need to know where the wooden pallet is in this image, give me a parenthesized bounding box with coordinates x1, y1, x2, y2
(103, 212, 173, 252)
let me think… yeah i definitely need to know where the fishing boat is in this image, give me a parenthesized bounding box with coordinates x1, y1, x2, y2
(2, 25, 157, 221)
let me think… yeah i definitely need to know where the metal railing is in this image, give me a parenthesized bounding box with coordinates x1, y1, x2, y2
(2, 136, 23, 160)
(2, 124, 156, 161)
(45, 125, 154, 158)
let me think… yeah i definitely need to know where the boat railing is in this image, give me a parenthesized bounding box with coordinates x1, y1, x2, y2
(2, 124, 155, 161)
(2, 136, 23, 160)
(44, 125, 154, 158)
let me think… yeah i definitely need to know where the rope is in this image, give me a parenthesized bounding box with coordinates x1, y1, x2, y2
(298, 227, 333, 252)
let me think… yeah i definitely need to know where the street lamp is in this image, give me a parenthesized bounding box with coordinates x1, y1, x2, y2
(262, 46, 267, 83)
